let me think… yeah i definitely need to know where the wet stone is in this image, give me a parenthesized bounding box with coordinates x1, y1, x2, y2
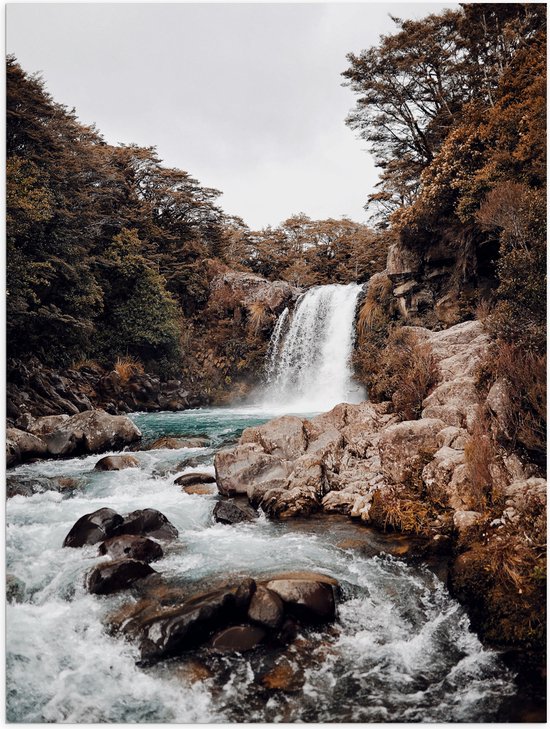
(116, 508, 179, 541)
(213, 499, 258, 525)
(259, 656, 305, 692)
(174, 472, 216, 487)
(210, 625, 267, 653)
(63, 507, 123, 548)
(6, 574, 25, 603)
(265, 579, 336, 623)
(247, 586, 284, 630)
(87, 558, 156, 595)
(95, 454, 140, 471)
(98, 535, 163, 563)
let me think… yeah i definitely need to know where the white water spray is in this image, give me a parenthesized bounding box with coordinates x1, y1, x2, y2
(261, 283, 366, 412)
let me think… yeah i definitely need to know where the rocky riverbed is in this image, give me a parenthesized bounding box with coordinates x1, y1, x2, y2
(7, 403, 539, 722)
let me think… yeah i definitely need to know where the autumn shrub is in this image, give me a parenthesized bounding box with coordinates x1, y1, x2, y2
(357, 272, 394, 337)
(363, 327, 439, 419)
(477, 342, 546, 470)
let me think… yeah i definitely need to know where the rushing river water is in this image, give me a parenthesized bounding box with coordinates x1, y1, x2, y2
(6, 407, 522, 723)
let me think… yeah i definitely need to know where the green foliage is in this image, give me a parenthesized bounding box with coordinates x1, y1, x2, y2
(6, 57, 227, 374)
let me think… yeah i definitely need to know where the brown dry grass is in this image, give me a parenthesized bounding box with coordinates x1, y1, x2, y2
(478, 342, 546, 469)
(357, 273, 394, 337)
(114, 355, 144, 384)
(246, 300, 269, 337)
(369, 488, 432, 536)
(463, 410, 498, 512)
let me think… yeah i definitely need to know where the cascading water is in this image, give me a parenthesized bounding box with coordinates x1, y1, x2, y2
(262, 283, 365, 412)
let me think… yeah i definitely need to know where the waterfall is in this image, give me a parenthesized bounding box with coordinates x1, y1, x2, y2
(261, 283, 366, 412)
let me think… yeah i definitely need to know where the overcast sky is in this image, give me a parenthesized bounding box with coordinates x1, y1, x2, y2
(7, 2, 455, 230)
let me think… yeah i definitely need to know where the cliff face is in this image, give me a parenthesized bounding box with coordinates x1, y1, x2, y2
(6, 270, 300, 423)
(386, 232, 499, 327)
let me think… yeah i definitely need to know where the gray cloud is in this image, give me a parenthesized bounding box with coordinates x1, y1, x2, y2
(7, 2, 455, 229)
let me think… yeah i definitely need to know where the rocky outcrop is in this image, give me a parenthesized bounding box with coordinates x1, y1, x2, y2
(386, 230, 499, 326)
(7, 409, 142, 467)
(214, 402, 398, 519)
(43, 410, 141, 458)
(6, 358, 200, 424)
(209, 271, 300, 315)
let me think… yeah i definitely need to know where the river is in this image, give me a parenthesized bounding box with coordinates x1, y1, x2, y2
(6, 407, 519, 722)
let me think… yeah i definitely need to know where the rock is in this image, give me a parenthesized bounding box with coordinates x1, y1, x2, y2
(87, 558, 156, 595)
(98, 535, 163, 563)
(247, 586, 284, 629)
(209, 271, 300, 315)
(6, 574, 25, 603)
(95, 454, 140, 471)
(27, 414, 70, 436)
(453, 510, 482, 536)
(264, 578, 336, 623)
(173, 472, 216, 487)
(63, 508, 123, 548)
(486, 378, 512, 436)
(436, 426, 469, 450)
(214, 443, 292, 497)
(182, 483, 218, 496)
(210, 624, 267, 653)
(213, 499, 258, 525)
(43, 410, 141, 458)
(378, 418, 446, 484)
(137, 579, 256, 662)
(240, 415, 307, 460)
(148, 436, 210, 450)
(322, 490, 358, 515)
(421, 446, 467, 509)
(116, 508, 179, 541)
(6, 428, 48, 467)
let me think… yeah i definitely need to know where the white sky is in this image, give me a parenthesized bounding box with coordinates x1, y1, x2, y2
(7, 2, 456, 230)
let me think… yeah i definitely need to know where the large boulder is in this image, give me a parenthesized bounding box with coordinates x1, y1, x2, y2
(43, 410, 141, 457)
(240, 415, 307, 460)
(6, 428, 48, 467)
(264, 577, 336, 623)
(378, 418, 446, 484)
(115, 508, 179, 541)
(87, 558, 156, 595)
(63, 508, 123, 548)
(214, 443, 292, 497)
(26, 414, 71, 436)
